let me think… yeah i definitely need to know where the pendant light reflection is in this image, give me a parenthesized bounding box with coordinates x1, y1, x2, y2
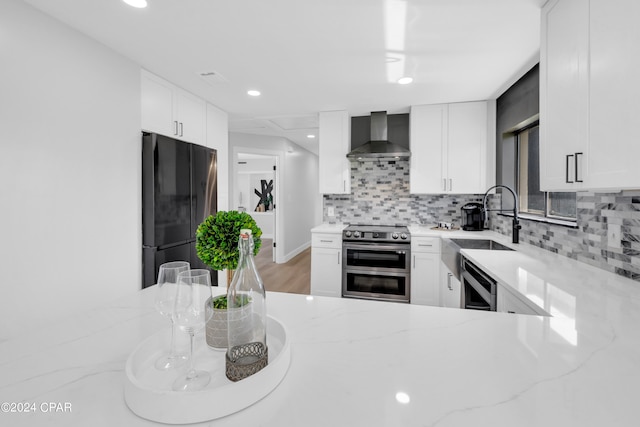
(123, 0, 148, 8)
(384, 0, 408, 83)
(395, 391, 411, 404)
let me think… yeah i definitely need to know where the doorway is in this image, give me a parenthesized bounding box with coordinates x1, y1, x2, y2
(233, 150, 280, 263)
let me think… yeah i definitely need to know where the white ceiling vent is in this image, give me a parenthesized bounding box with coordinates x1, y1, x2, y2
(198, 71, 228, 85)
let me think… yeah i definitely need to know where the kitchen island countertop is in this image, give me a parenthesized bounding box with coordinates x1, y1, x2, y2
(2, 267, 640, 426)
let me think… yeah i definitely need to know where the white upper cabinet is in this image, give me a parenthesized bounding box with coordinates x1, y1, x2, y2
(319, 110, 351, 194)
(540, 0, 589, 191)
(174, 90, 206, 146)
(541, 0, 640, 191)
(409, 104, 445, 194)
(141, 70, 206, 146)
(410, 101, 494, 194)
(587, 0, 640, 189)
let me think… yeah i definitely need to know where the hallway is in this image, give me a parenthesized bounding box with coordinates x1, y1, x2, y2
(255, 239, 311, 295)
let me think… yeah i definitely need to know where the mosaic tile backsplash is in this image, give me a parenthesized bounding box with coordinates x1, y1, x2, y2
(324, 160, 640, 282)
(487, 191, 640, 281)
(323, 160, 483, 227)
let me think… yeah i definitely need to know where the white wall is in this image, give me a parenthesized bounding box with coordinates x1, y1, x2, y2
(0, 0, 141, 340)
(229, 133, 320, 263)
(206, 104, 231, 288)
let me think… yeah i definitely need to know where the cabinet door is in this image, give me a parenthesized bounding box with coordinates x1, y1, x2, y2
(497, 288, 538, 315)
(410, 104, 446, 194)
(319, 111, 351, 194)
(310, 247, 342, 297)
(141, 71, 175, 137)
(540, 0, 589, 191)
(175, 91, 206, 146)
(447, 102, 487, 194)
(411, 252, 439, 306)
(439, 262, 461, 308)
(587, 0, 640, 190)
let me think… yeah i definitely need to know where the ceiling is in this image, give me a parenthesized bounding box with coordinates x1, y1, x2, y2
(21, 0, 545, 154)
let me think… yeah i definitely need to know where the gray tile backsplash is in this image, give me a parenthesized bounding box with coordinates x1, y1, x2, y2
(323, 159, 640, 282)
(323, 160, 482, 227)
(487, 191, 640, 281)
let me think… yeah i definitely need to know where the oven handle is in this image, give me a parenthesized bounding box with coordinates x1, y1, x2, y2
(343, 242, 411, 252)
(343, 267, 410, 277)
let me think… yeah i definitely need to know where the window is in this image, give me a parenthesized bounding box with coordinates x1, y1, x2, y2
(516, 123, 577, 221)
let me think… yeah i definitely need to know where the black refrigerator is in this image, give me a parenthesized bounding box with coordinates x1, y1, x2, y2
(142, 132, 218, 288)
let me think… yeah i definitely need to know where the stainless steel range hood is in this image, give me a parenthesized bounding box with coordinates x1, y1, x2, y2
(346, 111, 411, 161)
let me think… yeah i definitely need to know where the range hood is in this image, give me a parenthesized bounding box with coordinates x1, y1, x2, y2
(346, 111, 411, 161)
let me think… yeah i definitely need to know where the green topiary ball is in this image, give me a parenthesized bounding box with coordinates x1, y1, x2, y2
(196, 211, 262, 271)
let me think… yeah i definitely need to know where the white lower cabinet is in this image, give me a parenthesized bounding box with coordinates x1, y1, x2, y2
(439, 261, 461, 309)
(410, 237, 440, 306)
(497, 286, 539, 316)
(310, 232, 342, 297)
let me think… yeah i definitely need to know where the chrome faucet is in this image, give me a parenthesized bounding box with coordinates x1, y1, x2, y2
(482, 185, 521, 244)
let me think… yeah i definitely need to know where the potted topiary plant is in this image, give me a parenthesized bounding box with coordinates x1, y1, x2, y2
(196, 210, 262, 283)
(196, 211, 262, 349)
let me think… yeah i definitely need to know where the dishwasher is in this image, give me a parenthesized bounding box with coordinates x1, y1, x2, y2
(460, 255, 497, 311)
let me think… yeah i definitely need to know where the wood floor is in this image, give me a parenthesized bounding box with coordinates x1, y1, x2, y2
(254, 239, 311, 295)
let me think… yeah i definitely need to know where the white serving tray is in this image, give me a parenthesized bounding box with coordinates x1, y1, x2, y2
(124, 316, 290, 424)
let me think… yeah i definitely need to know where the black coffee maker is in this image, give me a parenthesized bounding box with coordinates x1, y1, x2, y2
(461, 202, 484, 231)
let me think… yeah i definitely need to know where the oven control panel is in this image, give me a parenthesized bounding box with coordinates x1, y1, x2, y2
(343, 226, 410, 243)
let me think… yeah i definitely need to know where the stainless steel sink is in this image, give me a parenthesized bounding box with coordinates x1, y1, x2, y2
(441, 238, 514, 279)
(448, 239, 514, 251)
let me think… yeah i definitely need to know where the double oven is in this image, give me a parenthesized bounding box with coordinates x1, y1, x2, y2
(342, 225, 411, 303)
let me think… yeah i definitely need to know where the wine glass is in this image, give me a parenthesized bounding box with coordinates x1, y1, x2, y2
(172, 269, 214, 391)
(154, 261, 190, 370)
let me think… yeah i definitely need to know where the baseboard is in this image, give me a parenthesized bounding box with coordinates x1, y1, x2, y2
(279, 241, 310, 264)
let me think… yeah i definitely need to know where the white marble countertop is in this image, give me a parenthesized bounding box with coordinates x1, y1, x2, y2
(2, 266, 640, 426)
(310, 223, 347, 233)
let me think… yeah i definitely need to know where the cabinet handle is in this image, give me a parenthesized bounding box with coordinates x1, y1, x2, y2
(320, 239, 333, 243)
(449, 179, 452, 192)
(413, 255, 416, 268)
(565, 154, 574, 183)
(507, 311, 516, 314)
(575, 152, 583, 183)
(418, 244, 433, 247)
(443, 179, 446, 191)
(447, 273, 452, 291)
(337, 251, 341, 265)
(174, 120, 179, 136)
(179, 122, 184, 137)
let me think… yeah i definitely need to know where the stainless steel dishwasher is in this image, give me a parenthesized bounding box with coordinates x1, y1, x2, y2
(460, 255, 497, 311)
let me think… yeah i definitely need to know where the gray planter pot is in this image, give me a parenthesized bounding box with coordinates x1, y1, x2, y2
(205, 296, 253, 350)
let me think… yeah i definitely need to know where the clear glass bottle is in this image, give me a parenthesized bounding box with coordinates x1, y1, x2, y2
(225, 229, 268, 381)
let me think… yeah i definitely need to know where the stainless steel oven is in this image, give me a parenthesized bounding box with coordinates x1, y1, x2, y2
(342, 225, 410, 303)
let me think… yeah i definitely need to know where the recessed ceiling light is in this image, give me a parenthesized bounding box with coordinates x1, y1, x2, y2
(247, 90, 261, 97)
(395, 392, 411, 404)
(397, 77, 413, 85)
(122, 0, 147, 8)
(307, 134, 316, 139)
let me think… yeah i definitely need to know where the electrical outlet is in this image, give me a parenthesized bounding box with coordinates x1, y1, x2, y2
(327, 207, 335, 217)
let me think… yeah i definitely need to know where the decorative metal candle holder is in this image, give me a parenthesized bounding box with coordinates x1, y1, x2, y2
(225, 342, 268, 382)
